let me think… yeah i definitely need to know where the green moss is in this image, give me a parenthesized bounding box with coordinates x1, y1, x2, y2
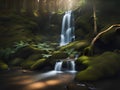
(75, 52, 120, 81)
(0, 60, 8, 70)
(51, 51, 68, 59)
(14, 46, 46, 59)
(31, 59, 46, 70)
(77, 56, 90, 65)
(83, 46, 93, 56)
(10, 58, 24, 66)
(60, 40, 89, 51)
(20, 60, 35, 69)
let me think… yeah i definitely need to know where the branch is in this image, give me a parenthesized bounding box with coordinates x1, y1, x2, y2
(90, 24, 120, 47)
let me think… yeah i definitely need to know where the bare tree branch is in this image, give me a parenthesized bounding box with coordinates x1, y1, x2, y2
(90, 24, 120, 47)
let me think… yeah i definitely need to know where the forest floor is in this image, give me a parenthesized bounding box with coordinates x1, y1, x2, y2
(0, 68, 120, 90)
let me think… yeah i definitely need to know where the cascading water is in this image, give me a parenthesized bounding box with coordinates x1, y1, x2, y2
(54, 60, 76, 72)
(60, 10, 75, 46)
(54, 61, 63, 71)
(70, 61, 75, 71)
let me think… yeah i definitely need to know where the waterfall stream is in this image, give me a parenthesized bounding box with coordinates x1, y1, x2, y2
(54, 60, 76, 72)
(60, 10, 75, 46)
(54, 61, 63, 71)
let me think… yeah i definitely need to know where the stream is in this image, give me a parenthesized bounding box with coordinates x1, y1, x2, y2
(0, 68, 77, 90)
(1, 68, 120, 90)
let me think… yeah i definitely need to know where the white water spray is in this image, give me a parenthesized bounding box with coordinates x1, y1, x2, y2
(54, 61, 63, 71)
(54, 60, 76, 72)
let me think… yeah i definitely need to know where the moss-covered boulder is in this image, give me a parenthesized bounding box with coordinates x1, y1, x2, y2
(48, 51, 68, 65)
(12, 46, 46, 59)
(20, 59, 35, 69)
(31, 59, 46, 70)
(75, 52, 120, 81)
(59, 40, 89, 51)
(51, 51, 68, 59)
(9, 58, 24, 66)
(0, 60, 8, 70)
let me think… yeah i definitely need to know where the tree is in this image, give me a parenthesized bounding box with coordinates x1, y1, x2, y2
(92, 0, 97, 35)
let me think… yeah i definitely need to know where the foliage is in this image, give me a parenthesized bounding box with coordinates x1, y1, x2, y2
(64, 48, 78, 58)
(0, 48, 14, 62)
(14, 40, 29, 51)
(33, 43, 54, 52)
(42, 54, 52, 58)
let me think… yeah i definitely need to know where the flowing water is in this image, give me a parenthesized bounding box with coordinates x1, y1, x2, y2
(0, 68, 76, 90)
(54, 61, 63, 71)
(54, 60, 76, 73)
(60, 10, 75, 46)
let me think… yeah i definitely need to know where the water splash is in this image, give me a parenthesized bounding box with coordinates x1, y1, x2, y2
(60, 10, 75, 46)
(54, 61, 63, 71)
(70, 61, 75, 71)
(54, 60, 76, 72)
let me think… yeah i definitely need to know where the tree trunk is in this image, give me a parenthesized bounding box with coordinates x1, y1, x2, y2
(92, 0, 97, 35)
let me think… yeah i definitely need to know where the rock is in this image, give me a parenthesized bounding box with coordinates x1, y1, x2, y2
(12, 45, 46, 59)
(20, 59, 35, 69)
(75, 52, 120, 81)
(9, 58, 24, 66)
(26, 54, 43, 61)
(31, 58, 46, 70)
(48, 51, 69, 65)
(66, 83, 89, 90)
(60, 40, 89, 51)
(0, 60, 8, 70)
(51, 51, 68, 59)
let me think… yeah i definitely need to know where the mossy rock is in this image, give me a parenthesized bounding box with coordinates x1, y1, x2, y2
(20, 59, 35, 69)
(26, 54, 43, 61)
(0, 60, 8, 70)
(9, 58, 24, 66)
(75, 52, 120, 81)
(31, 59, 46, 70)
(60, 40, 89, 51)
(50, 51, 68, 59)
(13, 46, 46, 59)
(47, 51, 68, 65)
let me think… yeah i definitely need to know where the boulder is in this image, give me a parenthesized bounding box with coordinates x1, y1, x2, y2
(0, 60, 8, 71)
(75, 52, 120, 81)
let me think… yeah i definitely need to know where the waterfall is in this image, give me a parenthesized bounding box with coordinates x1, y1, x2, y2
(70, 61, 75, 71)
(54, 61, 63, 71)
(60, 10, 75, 46)
(54, 60, 76, 72)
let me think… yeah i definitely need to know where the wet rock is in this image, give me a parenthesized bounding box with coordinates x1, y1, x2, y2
(66, 83, 89, 90)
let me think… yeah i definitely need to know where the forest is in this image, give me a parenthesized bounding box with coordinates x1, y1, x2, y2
(0, 0, 120, 90)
